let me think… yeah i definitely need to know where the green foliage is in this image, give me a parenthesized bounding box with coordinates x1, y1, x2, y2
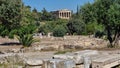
(21, 6, 36, 26)
(0, 0, 22, 29)
(95, 31, 105, 38)
(0, 0, 38, 47)
(67, 19, 85, 35)
(0, 25, 5, 37)
(1, 29, 9, 37)
(0, 0, 22, 38)
(78, 0, 120, 47)
(80, 3, 95, 24)
(38, 19, 68, 35)
(38, 21, 55, 34)
(94, 0, 120, 46)
(1, 0, 119, 48)
(86, 22, 105, 35)
(17, 34, 35, 47)
(18, 24, 37, 36)
(86, 22, 96, 34)
(17, 24, 37, 47)
(53, 25, 67, 37)
(41, 8, 54, 21)
(8, 29, 18, 38)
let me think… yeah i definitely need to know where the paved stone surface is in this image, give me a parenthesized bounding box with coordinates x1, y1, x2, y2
(53, 50, 99, 64)
(92, 54, 120, 68)
(0, 50, 120, 68)
(25, 58, 43, 66)
(42, 59, 76, 68)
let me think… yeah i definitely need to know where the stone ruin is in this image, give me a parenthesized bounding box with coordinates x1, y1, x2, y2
(0, 50, 120, 68)
(33, 36, 108, 51)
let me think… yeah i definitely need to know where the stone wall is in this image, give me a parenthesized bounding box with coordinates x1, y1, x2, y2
(0, 36, 109, 52)
(33, 36, 108, 51)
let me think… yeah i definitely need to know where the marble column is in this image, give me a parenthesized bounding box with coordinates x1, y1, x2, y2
(84, 56, 91, 68)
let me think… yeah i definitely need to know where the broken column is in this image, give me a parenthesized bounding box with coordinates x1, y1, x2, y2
(42, 59, 76, 68)
(83, 56, 91, 68)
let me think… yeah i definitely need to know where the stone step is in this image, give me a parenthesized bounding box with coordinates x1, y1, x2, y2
(92, 54, 120, 68)
(53, 50, 99, 64)
(42, 59, 76, 68)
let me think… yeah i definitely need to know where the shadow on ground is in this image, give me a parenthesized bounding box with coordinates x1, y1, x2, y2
(0, 42, 21, 46)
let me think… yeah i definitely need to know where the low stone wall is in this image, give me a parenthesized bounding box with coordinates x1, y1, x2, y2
(33, 36, 108, 51)
(0, 36, 113, 52)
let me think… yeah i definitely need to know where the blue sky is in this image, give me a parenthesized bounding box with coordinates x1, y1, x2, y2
(23, 0, 94, 12)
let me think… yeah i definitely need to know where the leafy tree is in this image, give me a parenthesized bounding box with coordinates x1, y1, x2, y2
(0, 0, 39, 47)
(38, 19, 68, 35)
(53, 25, 67, 37)
(0, 0, 22, 30)
(79, 0, 120, 47)
(0, 0, 22, 38)
(20, 5, 35, 26)
(67, 19, 85, 35)
(86, 22, 105, 35)
(32, 8, 37, 13)
(18, 24, 37, 35)
(80, 3, 95, 24)
(41, 8, 52, 21)
(86, 22, 96, 35)
(32, 8, 41, 26)
(94, 0, 120, 47)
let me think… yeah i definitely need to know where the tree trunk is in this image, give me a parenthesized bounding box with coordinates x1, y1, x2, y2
(107, 27, 114, 48)
(108, 31, 120, 48)
(113, 34, 120, 48)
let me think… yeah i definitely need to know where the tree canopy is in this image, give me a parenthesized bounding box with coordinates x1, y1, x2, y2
(79, 0, 120, 47)
(0, 0, 22, 29)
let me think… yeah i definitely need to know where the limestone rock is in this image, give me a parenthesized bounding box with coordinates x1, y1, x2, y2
(25, 58, 43, 66)
(43, 59, 76, 68)
(53, 50, 99, 64)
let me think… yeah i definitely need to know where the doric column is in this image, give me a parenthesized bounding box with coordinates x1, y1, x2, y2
(68, 12, 69, 18)
(69, 12, 71, 18)
(59, 12, 60, 18)
(64, 12, 65, 17)
(70, 12, 71, 17)
(67, 12, 69, 18)
(64, 12, 66, 18)
(59, 12, 61, 18)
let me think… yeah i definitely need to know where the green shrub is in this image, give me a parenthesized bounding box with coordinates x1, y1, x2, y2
(86, 22, 96, 35)
(95, 30, 105, 38)
(67, 19, 85, 35)
(1, 29, 9, 37)
(17, 34, 36, 47)
(53, 25, 66, 37)
(8, 29, 18, 38)
(17, 24, 38, 47)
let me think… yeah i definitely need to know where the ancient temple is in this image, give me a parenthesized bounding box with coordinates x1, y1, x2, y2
(51, 9, 72, 19)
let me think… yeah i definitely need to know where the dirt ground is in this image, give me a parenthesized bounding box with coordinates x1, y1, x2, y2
(0, 37, 21, 51)
(0, 37, 120, 51)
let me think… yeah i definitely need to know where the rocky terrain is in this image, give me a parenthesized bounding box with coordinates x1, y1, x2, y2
(0, 50, 120, 68)
(0, 36, 109, 53)
(0, 36, 120, 68)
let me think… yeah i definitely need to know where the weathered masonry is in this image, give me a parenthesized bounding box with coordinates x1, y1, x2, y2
(51, 9, 72, 19)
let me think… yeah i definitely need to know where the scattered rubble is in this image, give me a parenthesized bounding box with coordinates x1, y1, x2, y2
(0, 50, 120, 68)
